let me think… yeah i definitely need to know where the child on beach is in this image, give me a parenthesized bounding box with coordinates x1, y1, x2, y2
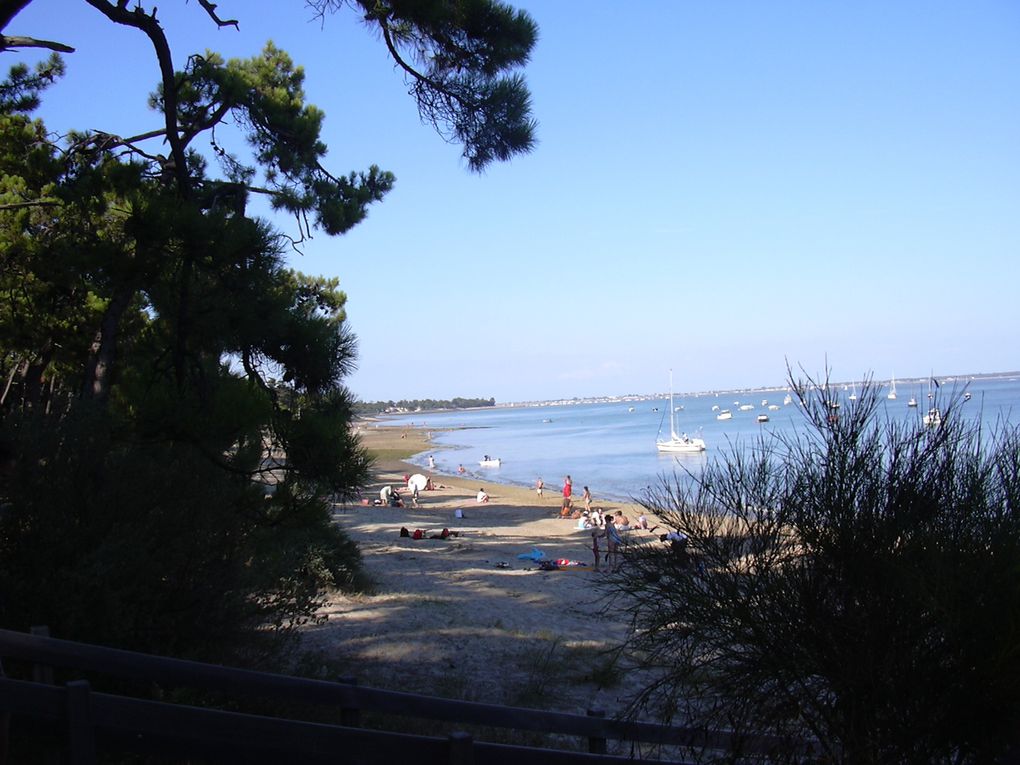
(591, 524, 606, 572)
(536, 477, 544, 497)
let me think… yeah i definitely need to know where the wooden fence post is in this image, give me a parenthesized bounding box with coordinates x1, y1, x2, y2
(65, 681, 96, 765)
(29, 626, 59, 765)
(29, 626, 54, 686)
(339, 676, 360, 728)
(0, 659, 9, 765)
(447, 731, 473, 765)
(586, 708, 607, 754)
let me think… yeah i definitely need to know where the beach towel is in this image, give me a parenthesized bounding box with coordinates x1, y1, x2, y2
(537, 559, 590, 571)
(516, 547, 545, 561)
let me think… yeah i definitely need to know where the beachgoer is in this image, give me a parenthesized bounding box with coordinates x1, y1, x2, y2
(660, 530, 689, 560)
(380, 485, 393, 504)
(411, 485, 420, 508)
(614, 510, 632, 531)
(457, 464, 466, 474)
(476, 488, 489, 504)
(428, 455, 436, 470)
(577, 510, 590, 530)
(591, 525, 606, 572)
(563, 475, 572, 499)
(635, 514, 659, 533)
(605, 516, 624, 572)
(582, 486, 592, 512)
(536, 477, 544, 497)
(560, 496, 573, 517)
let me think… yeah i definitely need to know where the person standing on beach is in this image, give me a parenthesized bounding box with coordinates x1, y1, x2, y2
(562, 475, 572, 501)
(582, 486, 592, 512)
(605, 515, 624, 573)
(428, 455, 436, 470)
(536, 477, 544, 497)
(591, 524, 606, 572)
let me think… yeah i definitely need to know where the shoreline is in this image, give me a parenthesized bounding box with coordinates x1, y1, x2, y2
(299, 424, 660, 725)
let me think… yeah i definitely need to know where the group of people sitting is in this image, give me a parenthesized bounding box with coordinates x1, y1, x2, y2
(376, 485, 404, 507)
(399, 526, 459, 540)
(568, 507, 658, 533)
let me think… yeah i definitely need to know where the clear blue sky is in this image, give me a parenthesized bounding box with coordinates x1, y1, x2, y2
(10, 1, 1020, 402)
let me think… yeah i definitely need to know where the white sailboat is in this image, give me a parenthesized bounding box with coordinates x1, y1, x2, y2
(656, 371, 706, 453)
(887, 374, 897, 400)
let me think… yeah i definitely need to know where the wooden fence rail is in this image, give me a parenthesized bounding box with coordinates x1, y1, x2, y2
(0, 627, 822, 763)
(1, 676, 637, 765)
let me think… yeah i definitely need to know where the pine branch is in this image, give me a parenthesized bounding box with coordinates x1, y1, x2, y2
(0, 34, 74, 53)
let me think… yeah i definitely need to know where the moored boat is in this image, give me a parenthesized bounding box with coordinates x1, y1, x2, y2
(657, 370, 707, 453)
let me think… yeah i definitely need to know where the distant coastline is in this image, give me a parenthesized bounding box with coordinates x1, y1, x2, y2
(494, 370, 1020, 411)
(368, 370, 1020, 419)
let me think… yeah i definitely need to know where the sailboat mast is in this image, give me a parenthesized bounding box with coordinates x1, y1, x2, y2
(669, 369, 677, 439)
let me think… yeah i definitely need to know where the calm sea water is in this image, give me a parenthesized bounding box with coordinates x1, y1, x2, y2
(379, 375, 1020, 503)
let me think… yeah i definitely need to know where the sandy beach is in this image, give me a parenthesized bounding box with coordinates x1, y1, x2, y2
(299, 424, 664, 723)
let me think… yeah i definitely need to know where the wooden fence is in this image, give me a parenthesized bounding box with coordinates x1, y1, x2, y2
(0, 627, 822, 764)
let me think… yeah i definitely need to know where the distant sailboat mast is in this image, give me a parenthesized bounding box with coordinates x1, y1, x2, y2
(887, 373, 897, 400)
(656, 370, 706, 453)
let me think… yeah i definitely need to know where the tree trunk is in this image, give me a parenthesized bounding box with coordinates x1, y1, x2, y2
(0, 357, 23, 409)
(82, 286, 134, 403)
(21, 340, 53, 410)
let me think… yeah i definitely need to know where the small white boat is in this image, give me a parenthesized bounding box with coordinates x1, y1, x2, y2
(739, 404, 754, 411)
(716, 409, 732, 421)
(656, 433, 706, 453)
(657, 370, 706, 453)
(887, 374, 897, 400)
(923, 408, 942, 428)
(964, 391, 972, 401)
(757, 414, 769, 423)
(907, 397, 917, 408)
(478, 457, 502, 468)
(768, 404, 780, 411)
